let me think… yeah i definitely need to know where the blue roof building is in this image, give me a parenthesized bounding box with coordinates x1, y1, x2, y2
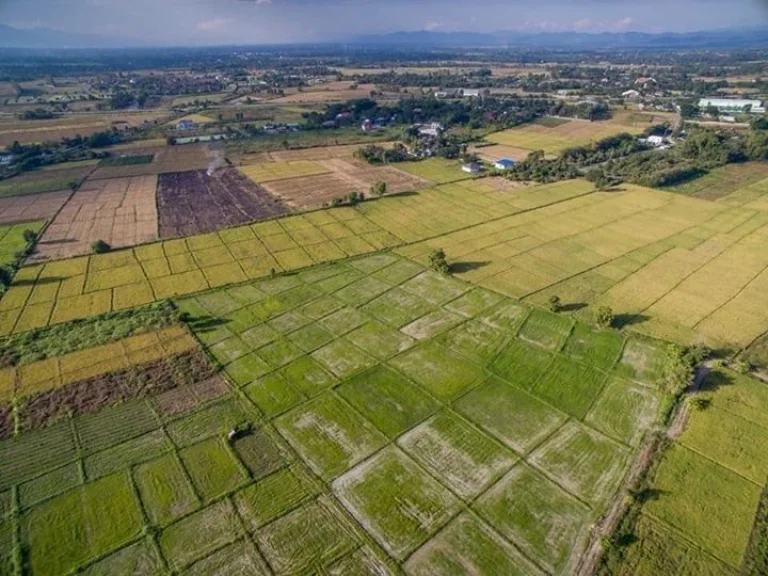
(494, 158, 516, 170)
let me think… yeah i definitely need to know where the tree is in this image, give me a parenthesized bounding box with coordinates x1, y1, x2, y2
(371, 181, 387, 197)
(22, 229, 37, 244)
(91, 240, 111, 254)
(595, 306, 614, 329)
(428, 249, 450, 274)
(0, 265, 12, 287)
(548, 295, 562, 313)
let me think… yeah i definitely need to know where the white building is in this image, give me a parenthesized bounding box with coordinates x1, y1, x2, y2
(622, 90, 641, 99)
(461, 89, 481, 98)
(698, 98, 765, 114)
(417, 122, 444, 138)
(647, 135, 665, 147)
(462, 162, 482, 174)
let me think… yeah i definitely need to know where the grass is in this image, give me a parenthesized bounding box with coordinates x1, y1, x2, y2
(562, 322, 624, 371)
(529, 421, 630, 505)
(239, 160, 331, 183)
(398, 410, 517, 500)
(660, 162, 768, 200)
(474, 463, 591, 574)
(231, 427, 289, 479)
(585, 376, 660, 447)
(180, 438, 248, 501)
(332, 446, 461, 560)
(0, 175, 81, 198)
(644, 444, 762, 566)
(99, 154, 154, 166)
(338, 365, 439, 438)
(234, 466, 317, 530)
(165, 397, 256, 447)
(490, 340, 553, 390)
(517, 308, 574, 351)
(274, 393, 386, 480)
(531, 355, 607, 419)
(396, 158, 470, 184)
(83, 429, 170, 480)
(79, 539, 164, 576)
(134, 453, 198, 525)
(614, 337, 668, 385)
(18, 462, 81, 509)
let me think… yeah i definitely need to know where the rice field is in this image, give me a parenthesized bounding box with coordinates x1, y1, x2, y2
(0, 251, 668, 575)
(609, 368, 768, 573)
(0, 221, 44, 269)
(486, 118, 644, 155)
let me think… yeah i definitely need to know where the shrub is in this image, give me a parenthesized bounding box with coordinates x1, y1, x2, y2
(371, 181, 387, 197)
(428, 249, 450, 274)
(91, 239, 111, 254)
(595, 306, 614, 329)
(548, 295, 562, 313)
(22, 229, 37, 244)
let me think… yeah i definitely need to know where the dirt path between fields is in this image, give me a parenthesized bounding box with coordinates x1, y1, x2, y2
(575, 361, 711, 576)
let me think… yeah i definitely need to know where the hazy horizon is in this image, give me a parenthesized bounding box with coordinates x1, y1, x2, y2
(1, 0, 767, 46)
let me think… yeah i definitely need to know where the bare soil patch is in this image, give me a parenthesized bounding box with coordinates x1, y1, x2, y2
(152, 375, 230, 419)
(89, 144, 210, 179)
(0, 189, 72, 225)
(17, 349, 217, 436)
(157, 168, 289, 238)
(474, 144, 532, 163)
(31, 175, 158, 261)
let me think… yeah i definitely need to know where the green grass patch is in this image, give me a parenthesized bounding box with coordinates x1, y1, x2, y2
(333, 446, 461, 560)
(615, 337, 668, 385)
(256, 338, 303, 369)
(159, 499, 244, 570)
(0, 420, 77, 490)
(75, 400, 159, 456)
(23, 473, 143, 576)
(18, 462, 81, 509)
(311, 339, 377, 379)
(333, 276, 392, 307)
(235, 466, 318, 530)
(79, 538, 164, 576)
(223, 352, 271, 386)
(389, 342, 485, 401)
(338, 365, 439, 439)
(478, 300, 530, 333)
(134, 453, 198, 526)
(317, 307, 368, 336)
(180, 438, 248, 501)
(165, 397, 255, 446)
(346, 321, 415, 360)
(185, 539, 268, 576)
(562, 322, 624, 371)
(402, 271, 469, 306)
(99, 154, 154, 166)
(396, 158, 469, 184)
(437, 319, 508, 364)
(274, 393, 386, 480)
(585, 376, 660, 447)
(398, 410, 517, 500)
(287, 322, 334, 352)
(529, 421, 630, 505)
(404, 512, 542, 575)
(455, 377, 567, 454)
(517, 308, 573, 351)
(83, 428, 170, 480)
(445, 287, 505, 318)
(244, 372, 305, 417)
(280, 355, 337, 397)
(474, 463, 590, 575)
(531, 356, 607, 419)
(361, 287, 434, 328)
(255, 497, 359, 574)
(490, 340, 553, 391)
(401, 308, 463, 341)
(644, 444, 762, 566)
(231, 427, 290, 479)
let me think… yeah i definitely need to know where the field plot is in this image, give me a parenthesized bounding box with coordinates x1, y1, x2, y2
(396, 158, 473, 184)
(396, 182, 768, 348)
(157, 169, 289, 238)
(611, 368, 768, 573)
(268, 143, 394, 162)
(30, 175, 158, 261)
(474, 143, 534, 163)
(661, 162, 768, 201)
(269, 82, 377, 103)
(486, 118, 643, 155)
(88, 144, 210, 179)
(241, 158, 429, 208)
(0, 166, 94, 199)
(0, 221, 44, 269)
(0, 190, 71, 225)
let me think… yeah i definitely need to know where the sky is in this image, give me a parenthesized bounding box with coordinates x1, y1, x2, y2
(1, 0, 767, 45)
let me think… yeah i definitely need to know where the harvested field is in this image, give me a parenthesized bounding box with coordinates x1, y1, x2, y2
(0, 190, 71, 225)
(268, 143, 394, 162)
(88, 144, 210, 179)
(662, 163, 768, 201)
(157, 168, 289, 238)
(269, 83, 377, 103)
(486, 118, 643, 155)
(239, 160, 332, 183)
(474, 144, 533, 163)
(31, 175, 158, 262)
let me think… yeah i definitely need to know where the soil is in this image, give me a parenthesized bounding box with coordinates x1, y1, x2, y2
(157, 168, 289, 238)
(152, 375, 229, 419)
(15, 349, 217, 436)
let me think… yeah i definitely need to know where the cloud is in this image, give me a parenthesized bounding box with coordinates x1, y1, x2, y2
(424, 20, 442, 31)
(196, 17, 233, 32)
(614, 16, 634, 30)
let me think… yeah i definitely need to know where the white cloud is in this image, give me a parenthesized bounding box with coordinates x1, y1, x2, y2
(424, 20, 442, 31)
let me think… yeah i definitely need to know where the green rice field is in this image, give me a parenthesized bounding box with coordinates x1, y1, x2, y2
(0, 252, 669, 575)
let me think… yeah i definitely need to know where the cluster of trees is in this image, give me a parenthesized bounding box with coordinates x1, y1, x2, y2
(304, 95, 554, 132)
(504, 151, 581, 183)
(561, 132, 649, 166)
(18, 108, 56, 120)
(354, 143, 409, 164)
(589, 126, 768, 188)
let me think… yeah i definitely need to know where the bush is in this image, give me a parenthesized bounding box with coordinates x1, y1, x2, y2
(91, 239, 111, 254)
(371, 181, 387, 197)
(428, 249, 450, 274)
(22, 229, 37, 244)
(659, 344, 710, 395)
(595, 306, 614, 329)
(548, 295, 562, 313)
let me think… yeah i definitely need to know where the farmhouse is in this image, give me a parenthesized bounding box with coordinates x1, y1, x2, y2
(417, 122, 444, 138)
(646, 135, 665, 147)
(698, 98, 765, 114)
(461, 89, 481, 98)
(622, 90, 641, 99)
(494, 158, 516, 170)
(462, 162, 482, 174)
(176, 119, 197, 130)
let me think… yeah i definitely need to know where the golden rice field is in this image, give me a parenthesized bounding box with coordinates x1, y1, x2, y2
(0, 179, 592, 336)
(486, 118, 644, 155)
(397, 181, 768, 349)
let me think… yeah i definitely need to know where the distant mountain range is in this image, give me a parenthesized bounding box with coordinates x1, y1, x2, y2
(1, 22, 767, 50)
(351, 28, 768, 50)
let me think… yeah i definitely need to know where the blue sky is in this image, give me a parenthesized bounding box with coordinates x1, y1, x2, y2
(1, 0, 766, 45)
